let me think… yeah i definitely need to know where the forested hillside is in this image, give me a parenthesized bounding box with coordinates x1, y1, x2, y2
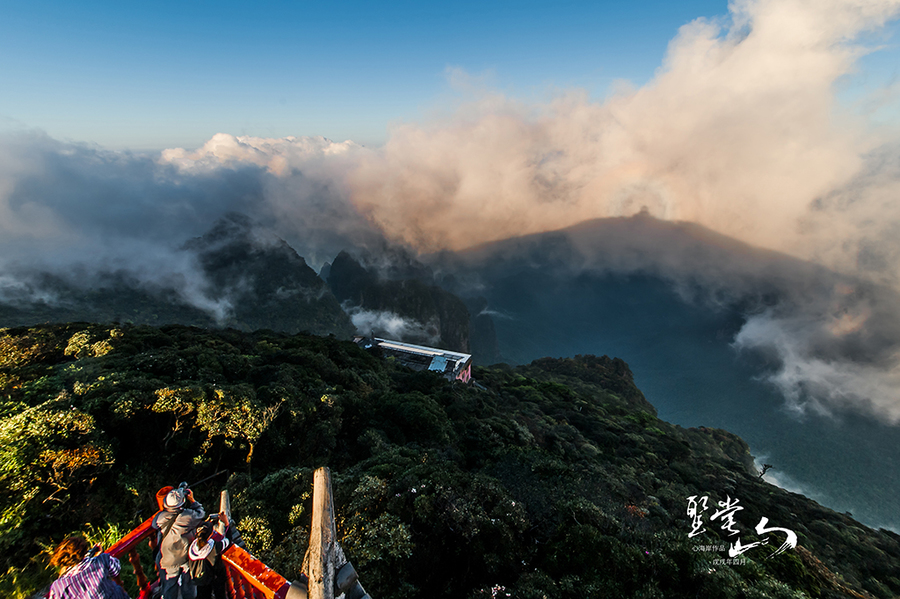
(1, 323, 898, 598)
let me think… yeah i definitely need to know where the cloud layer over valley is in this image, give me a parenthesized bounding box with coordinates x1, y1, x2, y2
(3, 0, 900, 424)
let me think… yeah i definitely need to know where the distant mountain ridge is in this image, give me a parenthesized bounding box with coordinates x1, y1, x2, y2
(0, 214, 489, 354)
(182, 212, 355, 337)
(0, 213, 356, 338)
(434, 213, 844, 301)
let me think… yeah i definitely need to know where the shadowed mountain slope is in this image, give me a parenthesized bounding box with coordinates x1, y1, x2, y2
(427, 214, 900, 531)
(183, 213, 355, 337)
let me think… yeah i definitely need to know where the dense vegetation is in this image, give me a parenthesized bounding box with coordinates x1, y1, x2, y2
(2, 323, 899, 598)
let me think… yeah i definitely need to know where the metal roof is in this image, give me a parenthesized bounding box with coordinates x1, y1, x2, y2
(355, 337, 472, 380)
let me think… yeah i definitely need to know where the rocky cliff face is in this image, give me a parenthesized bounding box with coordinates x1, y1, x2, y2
(183, 213, 355, 337)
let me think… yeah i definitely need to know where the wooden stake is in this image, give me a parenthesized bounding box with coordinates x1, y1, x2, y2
(309, 467, 336, 599)
(219, 489, 232, 536)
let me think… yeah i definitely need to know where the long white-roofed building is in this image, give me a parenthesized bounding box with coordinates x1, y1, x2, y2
(354, 336, 472, 383)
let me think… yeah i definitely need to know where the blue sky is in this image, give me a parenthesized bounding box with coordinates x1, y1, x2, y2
(0, 0, 742, 150)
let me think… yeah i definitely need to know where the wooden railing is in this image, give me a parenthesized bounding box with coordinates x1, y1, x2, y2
(105, 517, 154, 598)
(220, 544, 294, 599)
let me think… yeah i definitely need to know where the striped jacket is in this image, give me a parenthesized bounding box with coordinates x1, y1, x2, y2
(48, 553, 129, 599)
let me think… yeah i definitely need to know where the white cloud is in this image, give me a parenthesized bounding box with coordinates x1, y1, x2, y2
(345, 305, 441, 345)
(160, 133, 361, 176)
(734, 309, 900, 422)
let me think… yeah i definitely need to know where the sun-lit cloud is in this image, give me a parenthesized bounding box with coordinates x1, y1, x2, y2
(160, 133, 361, 176)
(348, 0, 900, 265)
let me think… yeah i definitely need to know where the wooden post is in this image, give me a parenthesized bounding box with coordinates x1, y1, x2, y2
(225, 565, 241, 599)
(309, 467, 336, 599)
(219, 489, 232, 536)
(127, 548, 148, 591)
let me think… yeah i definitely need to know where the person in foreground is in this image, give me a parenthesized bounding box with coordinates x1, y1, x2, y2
(188, 512, 232, 599)
(152, 484, 206, 599)
(48, 535, 130, 599)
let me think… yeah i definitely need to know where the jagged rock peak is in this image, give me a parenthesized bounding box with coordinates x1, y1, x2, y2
(184, 212, 294, 256)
